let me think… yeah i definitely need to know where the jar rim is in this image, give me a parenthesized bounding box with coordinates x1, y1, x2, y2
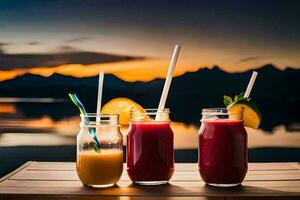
(201, 107, 244, 122)
(201, 118, 243, 122)
(130, 108, 170, 123)
(80, 113, 119, 117)
(131, 108, 170, 114)
(201, 108, 228, 115)
(80, 113, 119, 127)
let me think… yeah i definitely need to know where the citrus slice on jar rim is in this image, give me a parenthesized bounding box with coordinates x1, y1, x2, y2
(101, 97, 145, 125)
(227, 100, 262, 129)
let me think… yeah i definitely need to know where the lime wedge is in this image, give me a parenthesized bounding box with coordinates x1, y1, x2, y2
(228, 100, 262, 129)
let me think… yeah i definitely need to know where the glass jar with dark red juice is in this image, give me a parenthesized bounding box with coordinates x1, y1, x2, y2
(198, 108, 248, 187)
(127, 109, 174, 185)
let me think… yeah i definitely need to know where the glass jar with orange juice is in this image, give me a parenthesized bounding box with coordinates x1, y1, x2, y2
(76, 114, 123, 188)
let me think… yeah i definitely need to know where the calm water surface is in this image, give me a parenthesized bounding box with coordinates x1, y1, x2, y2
(0, 99, 299, 149)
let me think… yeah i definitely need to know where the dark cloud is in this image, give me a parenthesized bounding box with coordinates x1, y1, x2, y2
(59, 45, 77, 52)
(65, 37, 92, 43)
(27, 42, 40, 45)
(0, 42, 11, 46)
(0, 51, 143, 70)
(0, 42, 12, 53)
(237, 56, 275, 64)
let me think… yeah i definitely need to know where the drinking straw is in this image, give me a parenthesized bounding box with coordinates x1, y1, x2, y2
(155, 44, 181, 120)
(68, 93, 101, 152)
(96, 72, 104, 123)
(244, 71, 258, 98)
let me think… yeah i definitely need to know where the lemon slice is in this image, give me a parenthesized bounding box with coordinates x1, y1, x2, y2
(228, 100, 262, 129)
(101, 97, 145, 125)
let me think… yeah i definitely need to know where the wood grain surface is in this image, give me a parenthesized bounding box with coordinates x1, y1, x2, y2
(0, 162, 299, 200)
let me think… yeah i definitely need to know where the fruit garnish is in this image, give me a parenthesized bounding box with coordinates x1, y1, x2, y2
(224, 92, 262, 129)
(101, 97, 145, 125)
(223, 92, 251, 107)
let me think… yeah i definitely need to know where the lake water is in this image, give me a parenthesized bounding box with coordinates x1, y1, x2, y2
(1, 99, 299, 149)
(0, 98, 299, 176)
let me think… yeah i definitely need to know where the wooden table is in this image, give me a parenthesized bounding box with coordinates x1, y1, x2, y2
(0, 162, 299, 199)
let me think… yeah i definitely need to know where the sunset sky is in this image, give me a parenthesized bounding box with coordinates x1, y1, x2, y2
(0, 0, 300, 82)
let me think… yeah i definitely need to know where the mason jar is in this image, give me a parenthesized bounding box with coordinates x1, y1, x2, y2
(76, 113, 123, 188)
(198, 108, 248, 187)
(127, 108, 174, 185)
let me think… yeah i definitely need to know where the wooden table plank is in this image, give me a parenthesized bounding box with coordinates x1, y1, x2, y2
(2, 180, 300, 188)
(0, 161, 32, 182)
(25, 162, 300, 171)
(1, 197, 299, 200)
(0, 162, 299, 199)
(0, 185, 299, 196)
(8, 169, 300, 181)
(0, 196, 223, 200)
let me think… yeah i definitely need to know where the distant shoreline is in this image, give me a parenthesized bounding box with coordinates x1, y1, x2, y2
(0, 97, 66, 103)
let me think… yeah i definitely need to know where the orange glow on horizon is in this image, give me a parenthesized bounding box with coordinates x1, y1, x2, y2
(0, 69, 27, 82)
(0, 103, 16, 113)
(0, 57, 294, 83)
(0, 58, 204, 82)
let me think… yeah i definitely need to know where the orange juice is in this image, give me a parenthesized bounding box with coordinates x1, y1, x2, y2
(76, 150, 123, 187)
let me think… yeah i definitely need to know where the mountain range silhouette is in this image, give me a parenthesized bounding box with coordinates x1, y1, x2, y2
(0, 64, 299, 131)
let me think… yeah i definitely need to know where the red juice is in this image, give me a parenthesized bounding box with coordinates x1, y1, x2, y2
(199, 120, 248, 186)
(127, 122, 174, 184)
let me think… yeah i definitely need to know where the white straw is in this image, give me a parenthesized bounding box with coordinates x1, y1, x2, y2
(96, 72, 104, 122)
(244, 71, 258, 98)
(156, 44, 181, 120)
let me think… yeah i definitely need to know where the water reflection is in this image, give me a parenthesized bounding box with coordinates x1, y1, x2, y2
(0, 101, 299, 149)
(0, 103, 16, 113)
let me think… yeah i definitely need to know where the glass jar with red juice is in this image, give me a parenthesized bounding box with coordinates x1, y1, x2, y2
(199, 108, 248, 187)
(127, 109, 174, 185)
